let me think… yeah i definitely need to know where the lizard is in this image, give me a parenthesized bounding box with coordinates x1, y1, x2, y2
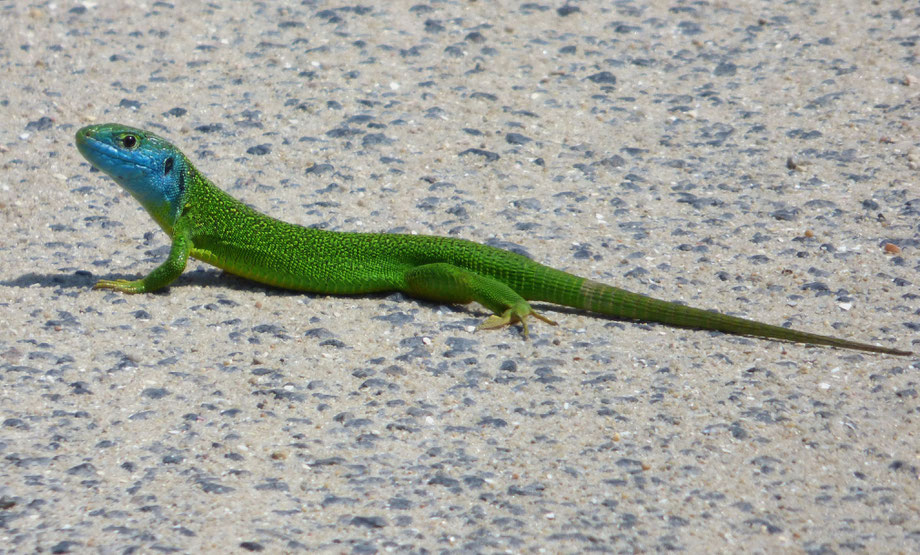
(74, 123, 911, 356)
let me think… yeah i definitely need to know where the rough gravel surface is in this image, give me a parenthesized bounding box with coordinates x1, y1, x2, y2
(1, 1, 919, 553)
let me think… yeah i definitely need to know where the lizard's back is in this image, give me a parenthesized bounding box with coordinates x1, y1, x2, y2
(183, 176, 562, 296)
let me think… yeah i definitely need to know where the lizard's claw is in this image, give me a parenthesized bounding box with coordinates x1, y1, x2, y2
(478, 308, 557, 337)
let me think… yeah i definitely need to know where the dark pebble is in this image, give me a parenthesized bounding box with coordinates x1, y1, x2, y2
(587, 71, 616, 85)
(25, 116, 54, 131)
(459, 148, 499, 162)
(246, 144, 271, 155)
(506, 133, 532, 145)
(351, 515, 386, 528)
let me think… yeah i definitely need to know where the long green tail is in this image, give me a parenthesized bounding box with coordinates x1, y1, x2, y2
(526, 266, 910, 356)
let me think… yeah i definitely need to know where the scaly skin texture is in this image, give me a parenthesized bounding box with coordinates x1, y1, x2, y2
(74, 123, 911, 355)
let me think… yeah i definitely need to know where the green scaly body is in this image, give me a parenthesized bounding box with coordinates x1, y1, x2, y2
(74, 123, 911, 356)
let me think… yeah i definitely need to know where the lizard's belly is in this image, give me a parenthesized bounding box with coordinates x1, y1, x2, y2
(189, 246, 399, 294)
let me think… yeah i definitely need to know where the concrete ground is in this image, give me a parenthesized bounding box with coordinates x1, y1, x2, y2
(1, 1, 918, 552)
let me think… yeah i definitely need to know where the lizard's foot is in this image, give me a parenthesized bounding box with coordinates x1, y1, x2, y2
(94, 279, 145, 294)
(478, 307, 557, 337)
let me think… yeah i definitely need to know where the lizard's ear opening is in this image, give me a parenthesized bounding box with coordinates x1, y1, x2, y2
(164, 157, 174, 176)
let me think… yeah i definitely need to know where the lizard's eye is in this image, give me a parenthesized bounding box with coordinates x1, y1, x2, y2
(121, 135, 137, 149)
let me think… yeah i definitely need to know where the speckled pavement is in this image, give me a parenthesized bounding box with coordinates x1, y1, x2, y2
(1, 1, 918, 553)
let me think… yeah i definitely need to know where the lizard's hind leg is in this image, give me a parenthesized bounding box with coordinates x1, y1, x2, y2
(402, 263, 557, 337)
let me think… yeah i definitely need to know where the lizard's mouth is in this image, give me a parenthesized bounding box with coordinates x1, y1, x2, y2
(76, 128, 154, 173)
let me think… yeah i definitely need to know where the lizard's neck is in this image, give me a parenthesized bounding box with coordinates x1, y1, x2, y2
(129, 162, 196, 236)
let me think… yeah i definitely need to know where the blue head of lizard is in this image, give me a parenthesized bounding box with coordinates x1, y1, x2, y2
(75, 123, 188, 233)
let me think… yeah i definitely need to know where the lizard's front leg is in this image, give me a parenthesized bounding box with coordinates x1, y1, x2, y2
(95, 231, 191, 293)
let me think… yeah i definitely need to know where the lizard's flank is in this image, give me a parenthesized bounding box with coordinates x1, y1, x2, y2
(74, 123, 911, 356)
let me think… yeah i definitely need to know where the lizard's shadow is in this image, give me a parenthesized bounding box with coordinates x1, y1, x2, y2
(2, 269, 239, 292)
(2, 269, 431, 303)
(2, 269, 644, 326)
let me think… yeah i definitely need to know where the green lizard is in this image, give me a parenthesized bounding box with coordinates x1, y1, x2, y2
(74, 123, 911, 356)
